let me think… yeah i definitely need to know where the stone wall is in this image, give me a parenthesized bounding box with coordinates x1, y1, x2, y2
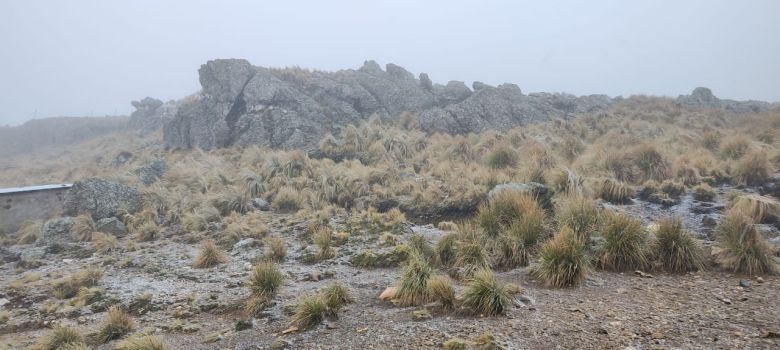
(0, 186, 70, 233)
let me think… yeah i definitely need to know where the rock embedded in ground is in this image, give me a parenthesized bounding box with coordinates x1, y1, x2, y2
(95, 217, 128, 237)
(136, 159, 168, 185)
(38, 217, 75, 246)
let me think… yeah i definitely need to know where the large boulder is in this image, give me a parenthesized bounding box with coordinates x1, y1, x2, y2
(63, 178, 141, 220)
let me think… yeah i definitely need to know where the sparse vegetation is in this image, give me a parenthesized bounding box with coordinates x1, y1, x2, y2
(427, 274, 456, 308)
(534, 227, 590, 287)
(246, 261, 284, 316)
(97, 305, 135, 343)
(714, 211, 777, 275)
(598, 212, 651, 271)
(116, 334, 170, 350)
(193, 239, 228, 268)
(291, 294, 327, 330)
(394, 254, 432, 306)
(31, 325, 84, 350)
(654, 217, 706, 273)
(461, 269, 512, 316)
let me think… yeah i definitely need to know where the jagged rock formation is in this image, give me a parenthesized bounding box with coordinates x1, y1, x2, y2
(129, 97, 178, 135)
(162, 59, 616, 150)
(677, 87, 771, 113)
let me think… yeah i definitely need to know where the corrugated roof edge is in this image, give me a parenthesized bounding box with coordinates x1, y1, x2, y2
(0, 184, 73, 195)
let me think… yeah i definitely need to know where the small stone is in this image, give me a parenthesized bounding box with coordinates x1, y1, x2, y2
(379, 287, 397, 301)
(722, 298, 732, 305)
(739, 280, 751, 288)
(756, 276, 765, 283)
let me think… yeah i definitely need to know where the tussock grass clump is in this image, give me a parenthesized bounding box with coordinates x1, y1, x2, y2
(245, 261, 284, 316)
(720, 136, 751, 160)
(32, 325, 84, 350)
(193, 239, 228, 268)
(733, 151, 772, 186)
(462, 269, 512, 316)
(435, 232, 459, 267)
(394, 255, 432, 306)
(630, 144, 671, 182)
(133, 222, 159, 242)
(443, 338, 469, 350)
(97, 305, 135, 343)
(16, 220, 43, 244)
(241, 170, 266, 198)
(51, 267, 103, 299)
(486, 144, 518, 169)
(321, 282, 352, 313)
(692, 183, 716, 202)
(555, 195, 599, 242)
(116, 334, 170, 350)
(730, 194, 780, 224)
(273, 186, 305, 212)
(454, 241, 490, 278)
(534, 227, 590, 287)
(427, 275, 456, 308)
(654, 217, 706, 273)
(71, 215, 97, 242)
(715, 211, 777, 275)
(213, 189, 252, 215)
(248, 261, 284, 299)
(91, 232, 118, 253)
(598, 178, 634, 204)
(408, 234, 434, 261)
(291, 295, 327, 330)
(265, 236, 287, 262)
(598, 212, 651, 271)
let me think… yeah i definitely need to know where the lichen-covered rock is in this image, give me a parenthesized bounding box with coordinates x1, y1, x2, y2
(63, 178, 141, 220)
(136, 159, 167, 185)
(38, 217, 75, 246)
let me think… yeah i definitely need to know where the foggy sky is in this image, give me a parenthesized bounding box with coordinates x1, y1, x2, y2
(1, 0, 779, 126)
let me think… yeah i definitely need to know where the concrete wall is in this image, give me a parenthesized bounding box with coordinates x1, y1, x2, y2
(0, 188, 69, 233)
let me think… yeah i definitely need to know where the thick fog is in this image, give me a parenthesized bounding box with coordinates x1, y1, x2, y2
(1, 0, 778, 125)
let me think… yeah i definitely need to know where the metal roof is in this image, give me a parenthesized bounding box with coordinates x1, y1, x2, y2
(0, 184, 72, 195)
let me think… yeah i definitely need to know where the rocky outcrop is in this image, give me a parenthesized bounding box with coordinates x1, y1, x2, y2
(63, 178, 141, 220)
(162, 59, 617, 150)
(163, 60, 773, 151)
(677, 87, 771, 113)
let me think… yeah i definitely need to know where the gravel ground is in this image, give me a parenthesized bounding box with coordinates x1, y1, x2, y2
(1, 213, 779, 350)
